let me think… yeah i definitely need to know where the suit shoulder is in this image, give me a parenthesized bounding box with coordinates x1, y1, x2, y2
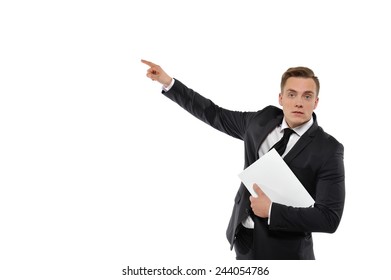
(263, 105, 282, 114)
(247, 105, 283, 125)
(253, 105, 282, 118)
(316, 126, 344, 151)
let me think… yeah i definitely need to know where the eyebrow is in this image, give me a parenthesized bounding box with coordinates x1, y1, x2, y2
(286, 89, 315, 95)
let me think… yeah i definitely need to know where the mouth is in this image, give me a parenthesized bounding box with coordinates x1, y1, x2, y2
(292, 111, 304, 115)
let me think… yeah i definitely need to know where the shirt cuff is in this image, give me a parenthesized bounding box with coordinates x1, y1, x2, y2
(162, 78, 175, 92)
(267, 202, 273, 225)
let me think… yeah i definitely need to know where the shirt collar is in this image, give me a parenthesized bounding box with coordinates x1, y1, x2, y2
(280, 116, 314, 137)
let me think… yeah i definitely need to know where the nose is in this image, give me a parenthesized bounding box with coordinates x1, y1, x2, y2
(295, 98, 303, 108)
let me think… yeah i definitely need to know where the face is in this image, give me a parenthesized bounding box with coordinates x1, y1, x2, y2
(279, 77, 319, 128)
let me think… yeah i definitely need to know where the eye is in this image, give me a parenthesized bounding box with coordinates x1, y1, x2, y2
(304, 95, 312, 100)
(287, 92, 296, 98)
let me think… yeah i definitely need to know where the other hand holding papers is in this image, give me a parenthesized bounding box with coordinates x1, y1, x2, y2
(238, 149, 314, 207)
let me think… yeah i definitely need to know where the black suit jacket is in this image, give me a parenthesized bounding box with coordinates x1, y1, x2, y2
(162, 79, 345, 260)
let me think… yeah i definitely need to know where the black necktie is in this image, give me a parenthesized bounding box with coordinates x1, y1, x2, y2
(270, 128, 294, 156)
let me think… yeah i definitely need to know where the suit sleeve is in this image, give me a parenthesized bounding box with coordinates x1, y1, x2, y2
(269, 143, 345, 233)
(161, 79, 253, 140)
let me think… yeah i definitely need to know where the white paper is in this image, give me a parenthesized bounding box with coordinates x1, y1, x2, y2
(238, 149, 314, 207)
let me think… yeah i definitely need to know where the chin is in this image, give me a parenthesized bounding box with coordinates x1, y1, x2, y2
(289, 118, 306, 128)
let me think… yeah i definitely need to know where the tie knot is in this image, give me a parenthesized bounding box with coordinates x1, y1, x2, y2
(283, 128, 294, 138)
(270, 128, 295, 156)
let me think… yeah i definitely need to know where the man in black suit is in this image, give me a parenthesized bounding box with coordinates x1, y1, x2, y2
(141, 59, 345, 260)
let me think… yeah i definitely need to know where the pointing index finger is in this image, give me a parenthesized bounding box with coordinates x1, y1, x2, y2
(141, 59, 157, 67)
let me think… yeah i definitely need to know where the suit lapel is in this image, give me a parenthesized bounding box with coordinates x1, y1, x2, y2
(255, 114, 283, 159)
(284, 115, 319, 164)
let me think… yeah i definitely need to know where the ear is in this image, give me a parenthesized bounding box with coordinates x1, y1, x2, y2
(313, 96, 319, 110)
(278, 93, 283, 106)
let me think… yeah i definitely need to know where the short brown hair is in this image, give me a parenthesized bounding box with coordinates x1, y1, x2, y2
(280, 67, 320, 96)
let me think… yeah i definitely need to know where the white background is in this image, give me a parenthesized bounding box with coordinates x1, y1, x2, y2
(1, 0, 390, 279)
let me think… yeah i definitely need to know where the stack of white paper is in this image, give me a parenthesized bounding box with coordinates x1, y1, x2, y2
(238, 149, 314, 207)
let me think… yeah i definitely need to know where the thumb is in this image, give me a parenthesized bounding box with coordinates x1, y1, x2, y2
(253, 183, 264, 196)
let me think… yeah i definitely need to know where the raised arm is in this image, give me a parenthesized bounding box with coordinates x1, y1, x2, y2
(141, 59, 254, 140)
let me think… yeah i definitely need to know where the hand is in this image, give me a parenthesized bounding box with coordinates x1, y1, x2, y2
(141, 59, 173, 88)
(249, 184, 271, 218)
